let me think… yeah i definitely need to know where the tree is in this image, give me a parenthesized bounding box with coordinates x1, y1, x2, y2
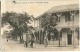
(41, 14, 57, 32)
(2, 12, 32, 43)
(40, 13, 57, 45)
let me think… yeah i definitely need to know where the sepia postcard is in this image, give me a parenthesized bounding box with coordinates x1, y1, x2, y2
(1, 0, 80, 51)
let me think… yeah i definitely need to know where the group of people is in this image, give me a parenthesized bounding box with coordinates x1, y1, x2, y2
(6, 31, 49, 48)
(23, 31, 49, 48)
(23, 30, 51, 48)
(23, 32, 35, 48)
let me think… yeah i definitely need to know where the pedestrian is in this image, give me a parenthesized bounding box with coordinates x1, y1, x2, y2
(44, 35, 48, 47)
(7, 39, 8, 42)
(30, 33, 34, 48)
(6, 36, 9, 42)
(6, 33, 9, 42)
(25, 33, 31, 48)
(25, 41, 28, 47)
(44, 31, 48, 47)
(23, 33, 28, 47)
(23, 40, 28, 47)
(30, 39, 34, 48)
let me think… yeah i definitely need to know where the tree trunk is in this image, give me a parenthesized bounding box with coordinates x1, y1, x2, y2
(21, 35, 24, 43)
(19, 35, 23, 43)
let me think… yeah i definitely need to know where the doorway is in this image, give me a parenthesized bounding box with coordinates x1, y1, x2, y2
(67, 34, 72, 45)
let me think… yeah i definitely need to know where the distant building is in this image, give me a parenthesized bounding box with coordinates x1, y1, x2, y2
(34, 3, 79, 47)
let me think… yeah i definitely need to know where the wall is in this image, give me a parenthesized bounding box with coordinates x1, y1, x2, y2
(61, 32, 67, 46)
(56, 11, 79, 29)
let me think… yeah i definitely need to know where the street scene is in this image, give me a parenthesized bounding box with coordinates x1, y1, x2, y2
(1, 0, 80, 51)
(1, 37, 79, 51)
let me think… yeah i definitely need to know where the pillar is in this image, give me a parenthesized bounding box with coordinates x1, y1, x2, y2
(56, 12, 62, 47)
(70, 11, 76, 48)
(58, 31, 60, 46)
(72, 30, 76, 48)
(39, 18, 41, 44)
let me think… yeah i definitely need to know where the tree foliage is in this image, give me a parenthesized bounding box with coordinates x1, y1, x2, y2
(40, 14, 57, 32)
(2, 12, 33, 42)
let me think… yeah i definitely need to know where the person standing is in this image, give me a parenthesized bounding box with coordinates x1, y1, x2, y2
(6, 33, 9, 42)
(7, 38, 8, 42)
(30, 33, 34, 48)
(26, 33, 31, 47)
(23, 33, 27, 47)
(44, 31, 48, 47)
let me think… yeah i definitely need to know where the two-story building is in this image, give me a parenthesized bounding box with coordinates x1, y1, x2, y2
(34, 3, 79, 47)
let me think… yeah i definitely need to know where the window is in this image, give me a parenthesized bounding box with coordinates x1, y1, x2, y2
(55, 16, 60, 22)
(65, 12, 75, 21)
(65, 12, 71, 21)
(52, 13, 59, 22)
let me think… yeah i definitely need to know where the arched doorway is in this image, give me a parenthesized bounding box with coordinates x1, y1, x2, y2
(60, 28, 72, 46)
(47, 28, 59, 46)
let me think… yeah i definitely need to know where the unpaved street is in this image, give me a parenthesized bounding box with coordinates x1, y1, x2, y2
(1, 38, 80, 52)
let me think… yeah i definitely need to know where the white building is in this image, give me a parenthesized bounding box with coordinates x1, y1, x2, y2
(34, 3, 79, 47)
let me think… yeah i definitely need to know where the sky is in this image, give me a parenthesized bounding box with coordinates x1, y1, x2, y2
(1, 0, 79, 35)
(1, 0, 78, 17)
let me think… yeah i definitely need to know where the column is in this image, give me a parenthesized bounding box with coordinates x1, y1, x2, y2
(39, 18, 41, 44)
(72, 29, 76, 48)
(58, 31, 60, 46)
(41, 28, 44, 44)
(56, 12, 62, 47)
(70, 11, 76, 48)
(36, 19, 39, 43)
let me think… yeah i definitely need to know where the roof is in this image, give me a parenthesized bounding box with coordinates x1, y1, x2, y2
(35, 3, 79, 19)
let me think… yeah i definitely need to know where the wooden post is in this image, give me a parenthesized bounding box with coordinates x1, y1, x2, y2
(36, 19, 38, 44)
(41, 28, 44, 44)
(39, 18, 41, 44)
(56, 12, 62, 47)
(34, 19, 36, 44)
(58, 31, 60, 47)
(70, 11, 76, 48)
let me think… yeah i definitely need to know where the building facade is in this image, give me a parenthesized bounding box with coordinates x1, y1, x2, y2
(34, 4, 79, 47)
